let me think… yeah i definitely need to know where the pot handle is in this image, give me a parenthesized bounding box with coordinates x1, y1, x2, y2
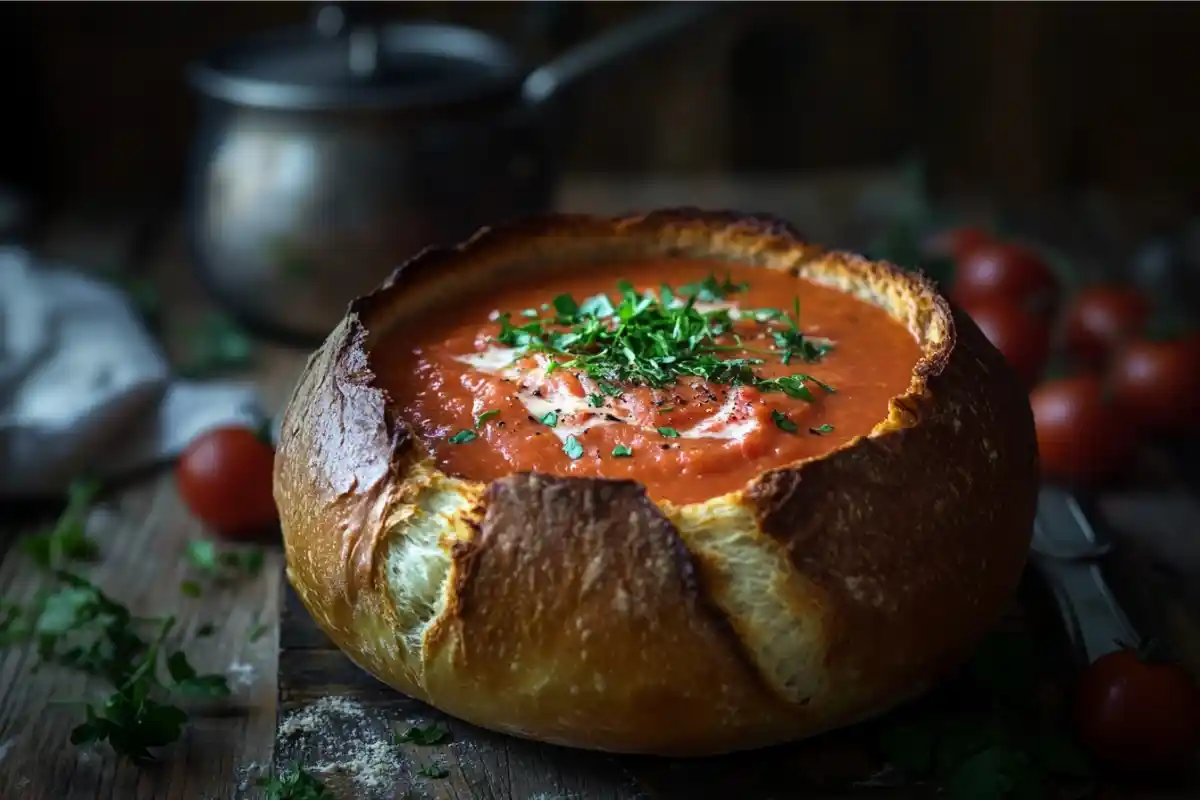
(521, 2, 728, 108)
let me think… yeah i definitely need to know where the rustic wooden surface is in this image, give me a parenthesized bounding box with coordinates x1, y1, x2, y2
(0, 208, 310, 799)
(1, 175, 1199, 799)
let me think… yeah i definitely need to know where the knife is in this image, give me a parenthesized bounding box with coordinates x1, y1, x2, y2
(1030, 485, 1141, 665)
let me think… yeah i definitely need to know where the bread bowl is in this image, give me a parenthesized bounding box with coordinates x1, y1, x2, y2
(273, 209, 1039, 756)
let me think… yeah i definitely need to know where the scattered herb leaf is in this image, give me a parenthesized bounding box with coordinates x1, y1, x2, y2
(810, 423, 835, 435)
(539, 411, 558, 428)
(418, 764, 450, 779)
(474, 409, 501, 428)
(562, 435, 584, 460)
(679, 273, 748, 302)
(657, 427, 680, 438)
(770, 410, 798, 433)
(448, 429, 477, 445)
(587, 393, 606, 408)
(257, 762, 335, 799)
(22, 479, 102, 570)
(395, 721, 452, 746)
(611, 444, 633, 457)
(179, 580, 202, 598)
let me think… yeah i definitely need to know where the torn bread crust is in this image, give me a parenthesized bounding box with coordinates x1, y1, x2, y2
(274, 209, 1038, 756)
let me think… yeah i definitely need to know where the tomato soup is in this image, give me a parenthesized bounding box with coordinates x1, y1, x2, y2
(374, 260, 921, 504)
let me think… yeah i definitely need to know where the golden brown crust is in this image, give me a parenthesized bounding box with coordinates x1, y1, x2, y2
(274, 209, 1038, 756)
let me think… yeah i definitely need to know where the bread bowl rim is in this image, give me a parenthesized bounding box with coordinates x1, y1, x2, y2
(273, 208, 1038, 757)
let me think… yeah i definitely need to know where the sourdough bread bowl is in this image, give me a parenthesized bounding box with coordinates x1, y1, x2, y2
(273, 210, 1039, 757)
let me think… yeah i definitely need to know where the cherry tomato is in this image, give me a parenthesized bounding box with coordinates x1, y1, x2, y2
(176, 425, 278, 539)
(1075, 646, 1200, 774)
(959, 299, 1051, 388)
(1064, 286, 1152, 368)
(952, 242, 1061, 317)
(924, 226, 992, 262)
(1030, 376, 1137, 485)
(1110, 335, 1200, 436)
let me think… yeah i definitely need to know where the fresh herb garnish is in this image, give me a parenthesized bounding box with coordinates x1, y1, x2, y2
(611, 445, 633, 457)
(810, 424, 835, 435)
(448, 429, 477, 444)
(185, 540, 265, 582)
(474, 409, 500, 428)
(539, 411, 558, 427)
(658, 407, 676, 413)
(562, 435, 584, 459)
(770, 410, 798, 433)
(679, 273, 748, 302)
(22, 479, 103, 570)
(492, 279, 834, 400)
(587, 393, 606, 408)
(657, 427, 680, 438)
(6, 494, 231, 765)
(396, 721, 452, 746)
(257, 763, 335, 799)
(418, 764, 450, 779)
(771, 298, 833, 365)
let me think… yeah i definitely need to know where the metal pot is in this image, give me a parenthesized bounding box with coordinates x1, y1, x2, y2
(185, 2, 722, 346)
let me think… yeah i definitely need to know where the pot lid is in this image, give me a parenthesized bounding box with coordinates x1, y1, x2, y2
(188, 23, 525, 112)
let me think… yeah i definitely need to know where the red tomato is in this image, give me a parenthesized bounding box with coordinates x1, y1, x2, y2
(959, 299, 1051, 388)
(925, 226, 992, 262)
(1075, 647, 1200, 774)
(1110, 335, 1200, 435)
(1064, 286, 1152, 368)
(1030, 376, 1137, 485)
(176, 426, 278, 539)
(952, 242, 1061, 317)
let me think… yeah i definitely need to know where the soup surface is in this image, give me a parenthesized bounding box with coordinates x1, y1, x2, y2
(374, 260, 922, 504)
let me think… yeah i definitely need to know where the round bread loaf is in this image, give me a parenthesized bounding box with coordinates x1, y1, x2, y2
(273, 210, 1038, 756)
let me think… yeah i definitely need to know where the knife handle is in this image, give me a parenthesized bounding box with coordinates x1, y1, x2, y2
(1032, 555, 1141, 665)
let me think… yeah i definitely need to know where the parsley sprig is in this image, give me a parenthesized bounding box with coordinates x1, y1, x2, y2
(1, 487, 234, 764)
(493, 277, 833, 398)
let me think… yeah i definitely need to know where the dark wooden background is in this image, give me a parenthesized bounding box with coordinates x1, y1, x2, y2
(1, 1, 1198, 216)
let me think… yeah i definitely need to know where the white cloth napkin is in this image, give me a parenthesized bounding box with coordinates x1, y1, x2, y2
(0, 247, 264, 498)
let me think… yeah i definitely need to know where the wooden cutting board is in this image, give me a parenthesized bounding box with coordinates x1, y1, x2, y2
(275, 547, 1199, 800)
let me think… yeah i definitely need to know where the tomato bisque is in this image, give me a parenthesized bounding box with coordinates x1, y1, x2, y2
(375, 260, 922, 504)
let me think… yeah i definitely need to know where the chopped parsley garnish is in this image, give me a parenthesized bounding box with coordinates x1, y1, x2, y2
(657, 427, 680, 438)
(658, 407, 676, 413)
(448, 429, 477, 444)
(185, 540, 265, 582)
(520, 308, 539, 318)
(491, 278, 833, 399)
(772, 298, 832, 365)
(810, 424, 835, 435)
(396, 721, 452, 745)
(612, 444, 633, 457)
(22, 479, 102, 570)
(539, 411, 558, 427)
(563, 435, 584, 459)
(679, 273, 748, 302)
(587, 393, 605, 408)
(770, 410, 798, 433)
(474, 409, 500, 427)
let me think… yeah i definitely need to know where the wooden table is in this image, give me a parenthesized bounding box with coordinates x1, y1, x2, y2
(2, 175, 1199, 799)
